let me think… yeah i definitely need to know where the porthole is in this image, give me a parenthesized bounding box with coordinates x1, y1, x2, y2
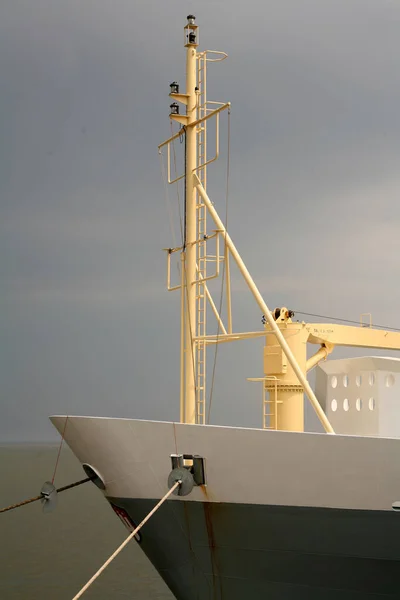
(356, 398, 362, 411)
(331, 399, 338, 412)
(356, 375, 362, 387)
(343, 398, 349, 411)
(369, 397, 375, 411)
(331, 376, 338, 389)
(343, 375, 349, 387)
(369, 373, 375, 386)
(386, 374, 395, 388)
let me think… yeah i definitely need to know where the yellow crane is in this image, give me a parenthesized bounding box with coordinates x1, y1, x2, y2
(262, 307, 400, 433)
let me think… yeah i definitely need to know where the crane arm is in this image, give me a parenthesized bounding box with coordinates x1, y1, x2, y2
(306, 324, 400, 351)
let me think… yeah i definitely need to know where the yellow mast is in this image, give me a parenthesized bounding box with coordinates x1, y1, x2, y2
(182, 18, 198, 424)
(159, 16, 400, 435)
(167, 17, 199, 424)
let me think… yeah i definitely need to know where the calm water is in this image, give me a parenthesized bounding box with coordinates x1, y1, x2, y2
(0, 444, 174, 599)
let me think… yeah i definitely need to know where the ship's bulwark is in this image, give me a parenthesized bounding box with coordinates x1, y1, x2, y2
(109, 497, 400, 599)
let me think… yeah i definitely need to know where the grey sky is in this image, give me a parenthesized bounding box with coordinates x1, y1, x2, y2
(2, 0, 400, 441)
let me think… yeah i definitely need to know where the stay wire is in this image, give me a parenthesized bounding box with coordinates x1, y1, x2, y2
(207, 108, 231, 424)
(170, 120, 185, 247)
(132, 424, 213, 596)
(51, 415, 69, 484)
(161, 123, 198, 422)
(294, 310, 400, 332)
(159, 151, 178, 251)
(183, 125, 187, 249)
(182, 258, 198, 420)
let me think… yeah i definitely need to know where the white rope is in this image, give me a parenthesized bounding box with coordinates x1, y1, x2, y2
(72, 480, 181, 600)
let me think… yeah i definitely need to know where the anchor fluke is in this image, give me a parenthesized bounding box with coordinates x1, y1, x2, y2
(40, 481, 58, 513)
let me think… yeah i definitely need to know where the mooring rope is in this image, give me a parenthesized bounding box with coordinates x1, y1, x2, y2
(0, 477, 92, 514)
(72, 479, 181, 600)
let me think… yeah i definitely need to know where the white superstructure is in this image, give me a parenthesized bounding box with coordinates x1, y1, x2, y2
(316, 356, 400, 437)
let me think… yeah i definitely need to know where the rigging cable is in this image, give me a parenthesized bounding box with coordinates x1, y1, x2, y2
(159, 151, 178, 251)
(137, 421, 212, 596)
(293, 310, 400, 333)
(183, 125, 187, 249)
(182, 257, 198, 419)
(207, 107, 231, 424)
(166, 121, 197, 420)
(169, 120, 185, 247)
(51, 415, 69, 484)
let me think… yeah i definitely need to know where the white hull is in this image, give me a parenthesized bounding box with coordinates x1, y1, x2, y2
(49, 416, 400, 598)
(50, 416, 400, 511)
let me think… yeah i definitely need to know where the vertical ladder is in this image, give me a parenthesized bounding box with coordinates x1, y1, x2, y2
(263, 378, 280, 430)
(195, 52, 208, 424)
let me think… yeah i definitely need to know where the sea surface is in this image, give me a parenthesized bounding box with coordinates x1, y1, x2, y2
(0, 444, 174, 599)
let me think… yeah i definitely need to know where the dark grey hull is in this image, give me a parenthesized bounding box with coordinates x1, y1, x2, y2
(108, 497, 400, 599)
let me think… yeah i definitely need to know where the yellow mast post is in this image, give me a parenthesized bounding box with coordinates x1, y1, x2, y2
(169, 16, 199, 424)
(183, 17, 198, 424)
